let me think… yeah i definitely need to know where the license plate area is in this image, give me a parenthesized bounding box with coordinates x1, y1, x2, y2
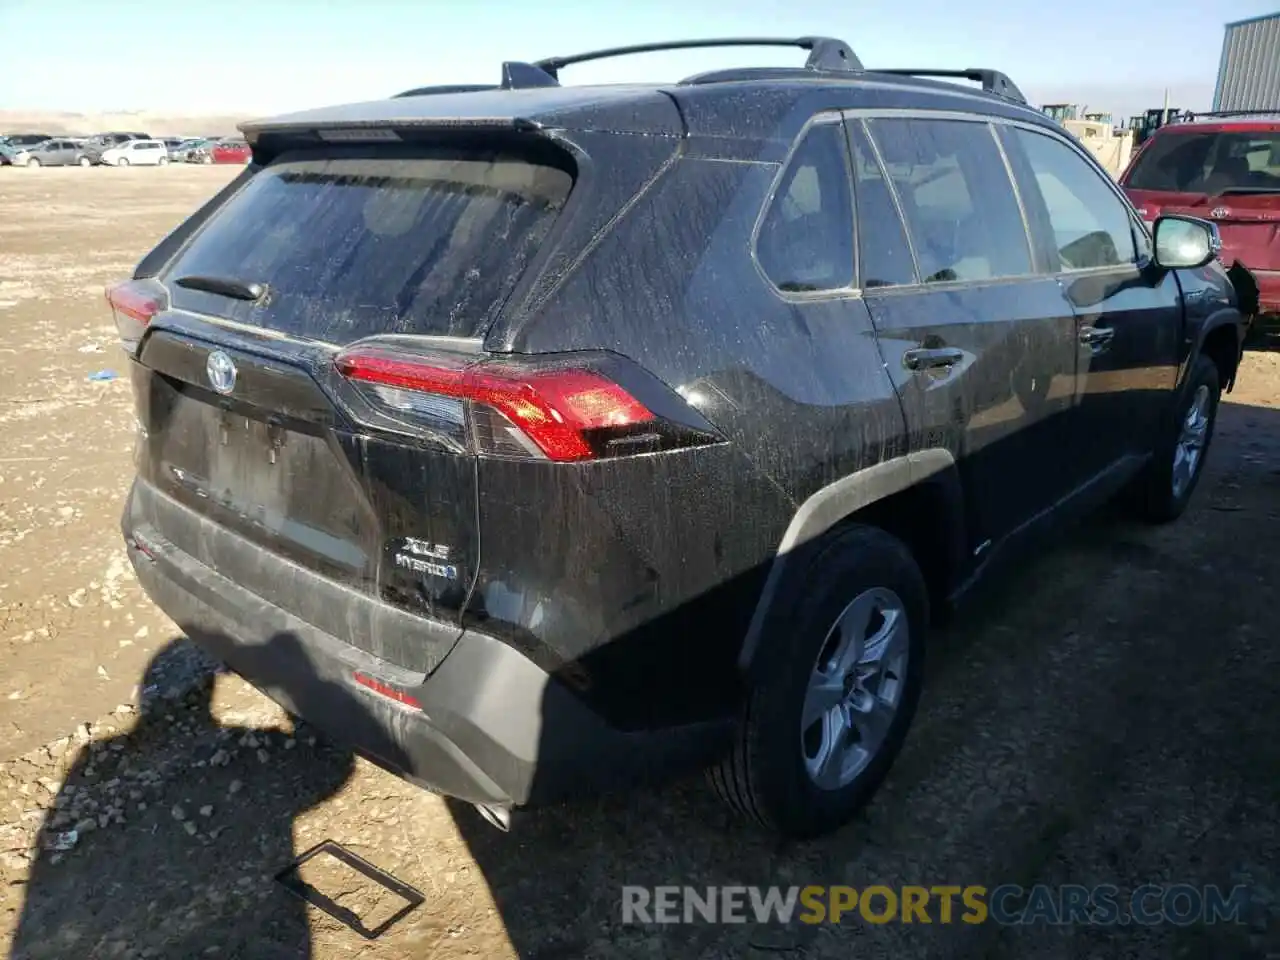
(151, 387, 370, 576)
(203, 411, 292, 523)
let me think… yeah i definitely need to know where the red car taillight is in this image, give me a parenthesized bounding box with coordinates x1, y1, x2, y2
(335, 343, 715, 462)
(106, 278, 168, 354)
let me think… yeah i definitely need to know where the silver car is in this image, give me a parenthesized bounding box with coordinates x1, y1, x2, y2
(14, 138, 93, 168)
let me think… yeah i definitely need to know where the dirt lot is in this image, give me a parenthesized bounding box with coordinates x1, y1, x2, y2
(1, 166, 1279, 960)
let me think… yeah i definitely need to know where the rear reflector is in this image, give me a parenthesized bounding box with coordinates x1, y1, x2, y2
(106, 278, 168, 353)
(335, 345, 656, 462)
(352, 671, 421, 708)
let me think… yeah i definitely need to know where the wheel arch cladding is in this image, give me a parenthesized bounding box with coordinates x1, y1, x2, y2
(1199, 318, 1243, 394)
(738, 449, 963, 677)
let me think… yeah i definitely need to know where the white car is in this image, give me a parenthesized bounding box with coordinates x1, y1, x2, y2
(99, 140, 170, 167)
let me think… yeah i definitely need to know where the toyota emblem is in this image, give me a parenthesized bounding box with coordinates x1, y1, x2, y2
(1210, 206, 1230, 219)
(206, 350, 237, 395)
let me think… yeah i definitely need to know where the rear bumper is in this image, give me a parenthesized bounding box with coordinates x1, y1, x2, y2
(122, 480, 730, 808)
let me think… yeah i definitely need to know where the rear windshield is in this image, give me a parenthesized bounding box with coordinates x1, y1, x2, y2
(165, 147, 573, 342)
(1125, 130, 1280, 194)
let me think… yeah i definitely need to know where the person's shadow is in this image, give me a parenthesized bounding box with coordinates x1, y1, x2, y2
(11, 633, 356, 960)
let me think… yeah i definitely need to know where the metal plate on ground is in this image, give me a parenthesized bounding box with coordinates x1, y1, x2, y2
(274, 839, 424, 939)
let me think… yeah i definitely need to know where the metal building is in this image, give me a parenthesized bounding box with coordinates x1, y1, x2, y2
(1213, 12, 1280, 111)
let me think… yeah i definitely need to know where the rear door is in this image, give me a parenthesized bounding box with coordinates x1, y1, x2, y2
(1002, 123, 1182, 481)
(124, 144, 574, 665)
(850, 113, 1081, 548)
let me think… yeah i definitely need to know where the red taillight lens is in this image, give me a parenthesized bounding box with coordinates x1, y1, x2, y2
(335, 345, 660, 462)
(106, 278, 168, 353)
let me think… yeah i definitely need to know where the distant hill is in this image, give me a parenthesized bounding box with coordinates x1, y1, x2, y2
(0, 109, 260, 138)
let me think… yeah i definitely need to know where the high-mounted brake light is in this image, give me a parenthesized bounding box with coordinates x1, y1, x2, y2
(105, 278, 168, 354)
(335, 345, 658, 462)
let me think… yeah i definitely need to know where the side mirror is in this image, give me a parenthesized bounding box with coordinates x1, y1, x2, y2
(1152, 215, 1221, 270)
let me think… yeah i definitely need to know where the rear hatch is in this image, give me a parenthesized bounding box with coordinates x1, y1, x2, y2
(1122, 126, 1280, 271)
(114, 141, 575, 672)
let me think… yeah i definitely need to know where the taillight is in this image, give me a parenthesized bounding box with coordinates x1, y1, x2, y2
(335, 343, 717, 462)
(105, 278, 168, 354)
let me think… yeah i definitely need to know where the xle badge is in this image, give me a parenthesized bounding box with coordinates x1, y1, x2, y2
(393, 538, 459, 580)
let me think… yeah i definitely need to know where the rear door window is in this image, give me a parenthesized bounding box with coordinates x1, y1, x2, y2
(865, 118, 1032, 283)
(754, 119, 855, 293)
(165, 147, 573, 342)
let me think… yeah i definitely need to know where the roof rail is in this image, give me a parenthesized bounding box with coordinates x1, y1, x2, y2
(518, 36, 861, 85)
(1176, 108, 1280, 121)
(872, 68, 1026, 104)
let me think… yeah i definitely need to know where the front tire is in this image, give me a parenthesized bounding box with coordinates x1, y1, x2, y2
(1128, 354, 1220, 523)
(78, 156, 91, 167)
(26, 157, 39, 168)
(158, 156, 168, 166)
(710, 525, 928, 838)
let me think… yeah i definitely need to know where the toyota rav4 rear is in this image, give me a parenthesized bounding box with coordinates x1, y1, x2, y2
(113, 80, 769, 830)
(115, 37, 1247, 840)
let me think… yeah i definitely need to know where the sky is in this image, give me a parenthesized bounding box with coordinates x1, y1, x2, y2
(2, 0, 1278, 121)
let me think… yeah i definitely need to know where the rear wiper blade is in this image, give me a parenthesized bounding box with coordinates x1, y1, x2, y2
(175, 274, 266, 301)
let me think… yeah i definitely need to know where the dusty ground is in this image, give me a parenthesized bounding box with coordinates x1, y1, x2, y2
(1, 165, 1279, 960)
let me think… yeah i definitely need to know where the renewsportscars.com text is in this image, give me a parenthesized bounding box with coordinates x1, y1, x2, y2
(620, 884, 1250, 926)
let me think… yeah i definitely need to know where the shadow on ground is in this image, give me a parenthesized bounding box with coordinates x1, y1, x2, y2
(9, 634, 357, 960)
(447, 396, 1280, 960)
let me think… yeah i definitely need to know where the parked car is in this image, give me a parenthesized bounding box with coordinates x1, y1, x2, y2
(84, 131, 153, 160)
(168, 136, 208, 161)
(99, 139, 169, 166)
(1120, 113, 1279, 335)
(166, 137, 204, 161)
(15, 137, 94, 167)
(109, 37, 1249, 839)
(183, 140, 214, 164)
(2, 133, 54, 147)
(209, 137, 251, 164)
(99, 130, 152, 142)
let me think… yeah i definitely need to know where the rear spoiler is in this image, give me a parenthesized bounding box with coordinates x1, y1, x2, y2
(240, 114, 545, 141)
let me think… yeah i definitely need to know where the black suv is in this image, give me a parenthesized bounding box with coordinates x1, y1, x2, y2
(111, 37, 1249, 838)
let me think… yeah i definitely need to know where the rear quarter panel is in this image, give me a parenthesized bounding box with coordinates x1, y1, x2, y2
(481, 121, 905, 728)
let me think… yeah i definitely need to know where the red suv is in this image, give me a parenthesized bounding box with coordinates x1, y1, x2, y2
(1120, 115, 1280, 330)
(210, 138, 252, 164)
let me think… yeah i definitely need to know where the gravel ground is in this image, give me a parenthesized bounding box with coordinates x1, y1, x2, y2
(1, 166, 1279, 960)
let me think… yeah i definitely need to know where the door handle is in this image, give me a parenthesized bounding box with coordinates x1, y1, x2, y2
(1079, 325, 1115, 346)
(903, 347, 965, 371)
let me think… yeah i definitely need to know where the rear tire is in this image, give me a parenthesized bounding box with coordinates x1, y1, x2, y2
(158, 156, 168, 166)
(709, 525, 928, 838)
(78, 156, 91, 167)
(1128, 354, 1220, 524)
(118, 157, 129, 167)
(26, 157, 39, 168)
